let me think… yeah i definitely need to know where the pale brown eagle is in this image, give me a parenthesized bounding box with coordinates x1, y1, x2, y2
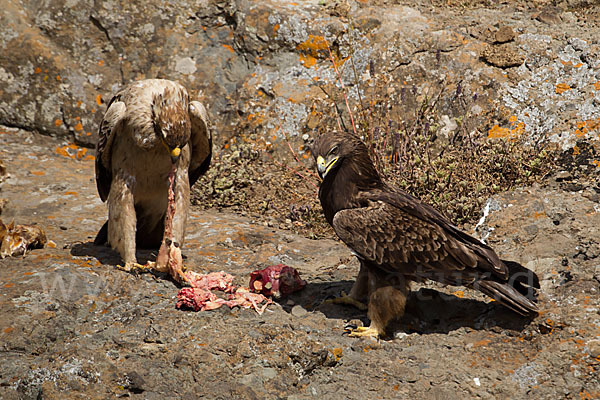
(313, 131, 539, 338)
(94, 79, 212, 284)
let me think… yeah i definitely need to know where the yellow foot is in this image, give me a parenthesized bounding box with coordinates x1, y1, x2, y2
(117, 261, 156, 274)
(324, 291, 368, 311)
(347, 326, 382, 338)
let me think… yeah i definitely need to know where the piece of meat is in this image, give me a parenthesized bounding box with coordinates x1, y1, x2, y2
(0, 219, 47, 258)
(249, 264, 307, 298)
(223, 287, 273, 315)
(176, 271, 273, 314)
(184, 271, 235, 293)
(154, 164, 188, 284)
(176, 287, 225, 311)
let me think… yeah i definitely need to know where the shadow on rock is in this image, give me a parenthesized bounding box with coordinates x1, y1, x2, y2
(279, 280, 367, 322)
(282, 281, 535, 336)
(69, 241, 156, 266)
(397, 287, 536, 335)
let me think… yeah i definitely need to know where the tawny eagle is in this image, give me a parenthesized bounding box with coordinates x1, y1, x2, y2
(94, 79, 212, 284)
(313, 131, 539, 338)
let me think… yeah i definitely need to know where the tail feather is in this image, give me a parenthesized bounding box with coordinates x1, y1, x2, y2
(475, 279, 538, 316)
(471, 259, 539, 316)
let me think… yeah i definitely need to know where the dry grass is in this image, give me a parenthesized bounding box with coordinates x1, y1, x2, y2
(192, 43, 557, 238)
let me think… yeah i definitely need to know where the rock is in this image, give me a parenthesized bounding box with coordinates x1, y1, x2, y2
(495, 25, 515, 44)
(555, 171, 572, 181)
(587, 340, 600, 359)
(481, 43, 525, 68)
(534, 7, 563, 25)
(291, 304, 309, 318)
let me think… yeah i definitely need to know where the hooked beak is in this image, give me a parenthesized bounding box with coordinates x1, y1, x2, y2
(161, 140, 181, 164)
(170, 147, 181, 164)
(316, 155, 338, 179)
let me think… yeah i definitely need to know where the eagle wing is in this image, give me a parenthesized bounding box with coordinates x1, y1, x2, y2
(332, 190, 509, 285)
(95, 96, 127, 202)
(188, 101, 212, 186)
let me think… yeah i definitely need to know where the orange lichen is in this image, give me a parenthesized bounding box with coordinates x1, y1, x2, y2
(74, 122, 83, 132)
(573, 144, 580, 156)
(296, 35, 329, 68)
(574, 62, 583, 68)
(556, 83, 571, 94)
(96, 94, 103, 106)
(3, 327, 14, 334)
(98, 59, 105, 66)
(34, 67, 42, 74)
(452, 290, 465, 298)
(472, 339, 492, 348)
(55, 144, 92, 161)
(30, 171, 45, 176)
(273, 24, 280, 34)
(331, 347, 343, 361)
(56, 75, 61, 81)
(488, 124, 510, 138)
(593, 82, 600, 91)
(488, 116, 526, 139)
(222, 44, 234, 53)
(54, 119, 62, 126)
(64, 191, 78, 196)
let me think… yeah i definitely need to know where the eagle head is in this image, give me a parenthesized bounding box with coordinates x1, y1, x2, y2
(151, 88, 191, 164)
(312, 131, 383, 187)
(312, 133, 345, 179)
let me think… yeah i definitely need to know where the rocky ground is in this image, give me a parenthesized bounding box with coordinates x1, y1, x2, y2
(0, 126, 599, 398)
(1, 0, 600, 398)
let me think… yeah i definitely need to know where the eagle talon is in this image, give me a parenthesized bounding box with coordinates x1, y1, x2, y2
(323, 291, 368, 311)
(347, 326, 382, 338)
(117, 261, 154, 274)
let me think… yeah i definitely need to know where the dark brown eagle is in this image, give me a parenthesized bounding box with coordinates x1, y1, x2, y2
(94, 79, 212, 284)
(313, 131, 539, 338)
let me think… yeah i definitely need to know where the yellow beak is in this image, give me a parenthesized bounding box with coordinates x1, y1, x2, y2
(316, 155, 338, 179)
(170, 147, 181, 164)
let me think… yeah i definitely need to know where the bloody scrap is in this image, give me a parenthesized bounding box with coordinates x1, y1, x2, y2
(176, 265, 306, 315)
(249, 264, 307, 298)
(0, 219, 47, 258)
(176, 271, 273, 314)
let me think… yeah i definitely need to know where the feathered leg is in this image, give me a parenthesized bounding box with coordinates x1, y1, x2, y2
(324, 261, 369, 310)
(107, 175, 138, 266)
(349, 268, 409, 338)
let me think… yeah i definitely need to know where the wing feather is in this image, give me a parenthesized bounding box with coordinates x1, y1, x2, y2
(95, 97, 126, 202)
(332, 199, 498, 284)
(188, 101, 212, 186)
(363, 188, 508, 278)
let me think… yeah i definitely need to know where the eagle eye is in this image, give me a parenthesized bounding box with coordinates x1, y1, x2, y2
(328, 145, 339, 156)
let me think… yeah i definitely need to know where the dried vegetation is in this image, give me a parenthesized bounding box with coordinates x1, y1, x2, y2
(193, 41, 558, 238)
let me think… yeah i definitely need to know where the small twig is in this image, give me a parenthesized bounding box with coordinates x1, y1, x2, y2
(333, 103, 344, 132)
(326, 41, 357, 136)
(279, 124, 320, 180)
(267, 153, 319, 189)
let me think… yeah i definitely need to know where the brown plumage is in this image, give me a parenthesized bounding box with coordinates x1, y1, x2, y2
(313, 131, 539, 338)
(94, 79, 212, 283)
